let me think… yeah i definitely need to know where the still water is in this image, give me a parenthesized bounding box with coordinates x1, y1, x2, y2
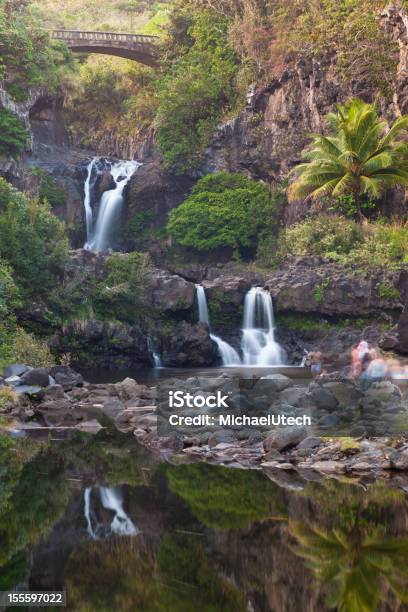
(1, 428, 408, 611)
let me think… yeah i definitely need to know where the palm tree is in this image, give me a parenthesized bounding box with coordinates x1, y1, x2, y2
(290, 522, 408, 611)
(289, 99, 408, 220)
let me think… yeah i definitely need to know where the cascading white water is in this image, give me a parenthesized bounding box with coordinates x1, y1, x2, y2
(83, 486, 139, 539)
(83, 157, 99, 249)
(99, 487, 139, 536)
(196, 284, 241, 366)
(84, 486, 96, 539)
(147, 337, 162, 368)
(91, 160, 139, 252)
(83, 158, 140, 252)
(241, 287, 284, 366)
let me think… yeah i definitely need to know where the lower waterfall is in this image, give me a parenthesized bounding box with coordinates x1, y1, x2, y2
(195, 284, 284, 367)
(196, 284, 241, 366)
(241, 287, 284, 366)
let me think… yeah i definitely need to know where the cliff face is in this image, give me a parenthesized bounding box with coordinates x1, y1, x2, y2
(125, 4, 408, 228)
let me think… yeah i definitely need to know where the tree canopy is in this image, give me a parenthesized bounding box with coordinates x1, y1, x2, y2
(289, 99, 408, 219)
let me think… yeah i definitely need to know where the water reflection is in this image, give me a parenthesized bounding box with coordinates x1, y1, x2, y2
(1, 430, 408, 610)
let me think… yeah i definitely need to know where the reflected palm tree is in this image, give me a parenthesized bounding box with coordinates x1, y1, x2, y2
(290, 522, 408, 611)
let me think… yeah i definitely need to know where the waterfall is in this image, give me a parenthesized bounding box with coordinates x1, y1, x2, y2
(84, 487, 96, 539)
(196, 285, 241, 366)
(99, 487, 139, 536)
(83, 157, 98, 249)
(83, 486, 139, 539)
(83, 158, 140, 252)
(241, 287, 284, 366)
(147, 337, 162, 368)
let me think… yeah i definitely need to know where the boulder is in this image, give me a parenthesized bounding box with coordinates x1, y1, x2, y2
(279, 387, 309, 407)
(101, 398, 126, 419)
(41, 384, 65, 400)
(3, 364, 30, 378)
(308, 387, 339, 411)
(162, 322, 219, 367)
(20, 368, 50, 388)
(49, 366, 84, 390)
(297, 436, 322, 450)
(364, 381, 401, 404)
(151, 270, 196, 312)
(263, 425, 308, 452)
(258, 374, 293, 392)
(322, 381, 362, 406)
(209, 429, 236, 447)
(115, 378, 144, 401)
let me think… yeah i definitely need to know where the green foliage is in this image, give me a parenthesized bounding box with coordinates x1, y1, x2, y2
(278, 215, 364, 259)
(9, 327, 55, 367)
(91, 252, 152, 323)
(167, 172, 272, 254)
(331, 193, 376, 218)
(0, 258, 20, 366)
(29, 167, 67, 207)
(65, 57, 158, 148)
(378, 281, 401, 301)
(158, 534, 246, 611)
(313, 279, 330, 305)
(166, 462, 287, 529)
(278, 215, 408, 268)
(0, 108, 27, 157)
(0, 179, 69, 303)
(0, 434, 69, 575)
(289, 99, 408, 219)
(156, 8, 241, 172)
(0, 0, 74, 101)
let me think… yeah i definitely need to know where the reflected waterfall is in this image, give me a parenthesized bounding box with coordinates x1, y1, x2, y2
(84, 486, 139, 539)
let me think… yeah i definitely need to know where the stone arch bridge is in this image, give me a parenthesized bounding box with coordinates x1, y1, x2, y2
(52, 30, 159, 67)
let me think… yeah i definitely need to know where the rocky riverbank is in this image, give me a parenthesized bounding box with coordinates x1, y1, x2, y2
(2, 364, 408, 480)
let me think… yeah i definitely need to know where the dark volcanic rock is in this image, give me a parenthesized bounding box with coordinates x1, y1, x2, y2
(20, 368, 50, 388)
(161, 322, 219, 367)
(49, 366, 84, 391)
(151, 270, 196, 312)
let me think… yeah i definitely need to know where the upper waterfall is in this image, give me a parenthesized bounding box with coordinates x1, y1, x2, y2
(83, 157, 140, 252)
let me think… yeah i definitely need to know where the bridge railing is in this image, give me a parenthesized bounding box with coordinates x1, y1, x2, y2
(52, 30, 158, 44)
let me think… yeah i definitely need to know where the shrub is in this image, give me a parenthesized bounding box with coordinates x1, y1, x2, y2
(277, 215, 408, 268)
(167, 172, 272, 254)
(0, 179, 69, 303)
(0, 386, 18, 409)
(29, 168, 67, 208)
(277, 216, 364, 260)
(0, 109, 27, 158)
(10, 328, 55, 368)
(92, 252, 152, 323)
(0, 258, 20, 366)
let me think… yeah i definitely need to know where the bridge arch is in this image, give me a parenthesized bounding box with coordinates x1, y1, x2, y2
(52, 30, 159, 67)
